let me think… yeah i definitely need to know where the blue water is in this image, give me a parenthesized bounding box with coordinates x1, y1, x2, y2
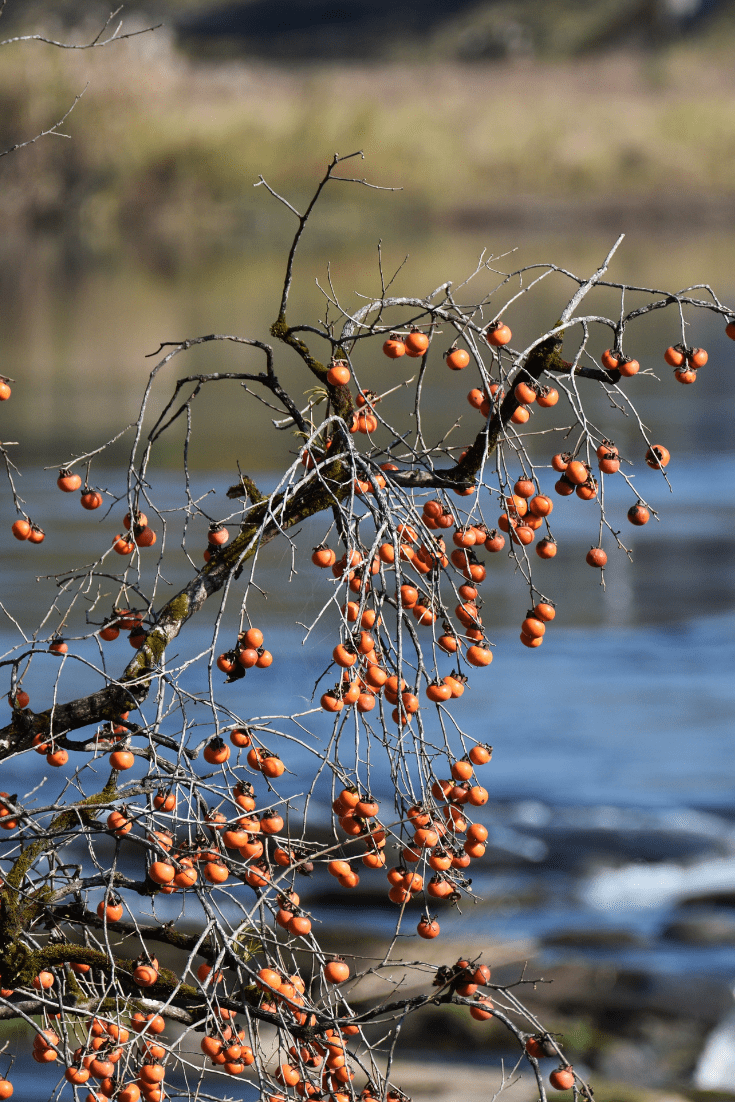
(1, 452, 734, 1102)
(3, 456, 733, 812)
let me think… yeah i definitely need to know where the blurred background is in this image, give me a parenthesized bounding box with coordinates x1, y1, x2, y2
(1, 3, 735, 1101)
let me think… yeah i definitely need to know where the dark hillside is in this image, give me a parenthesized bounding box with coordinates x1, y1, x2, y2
(3, 0, 733, 59)
(175, 0, 731, 58)
(176, 0, 479, 59)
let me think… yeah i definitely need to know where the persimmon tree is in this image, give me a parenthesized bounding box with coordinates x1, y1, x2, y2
(1, 142, 734, 1102)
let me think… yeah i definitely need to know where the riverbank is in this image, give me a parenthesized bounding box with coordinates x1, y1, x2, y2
(2, 30, 735, 253)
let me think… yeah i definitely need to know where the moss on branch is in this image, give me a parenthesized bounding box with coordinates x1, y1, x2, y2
(270, 316, 354, 422)
(0, 776, 118, 976)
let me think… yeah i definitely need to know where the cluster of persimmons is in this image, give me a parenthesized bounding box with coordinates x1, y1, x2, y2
(2, 202, 734, 1102)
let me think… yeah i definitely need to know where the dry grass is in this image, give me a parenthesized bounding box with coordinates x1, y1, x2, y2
(2, 26, 735, 248)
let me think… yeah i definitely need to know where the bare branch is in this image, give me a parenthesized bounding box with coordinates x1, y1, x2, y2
(0, 85, 87, 158)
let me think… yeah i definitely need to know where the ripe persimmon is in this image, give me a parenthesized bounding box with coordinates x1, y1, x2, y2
(529, 494, 553, 518)
(65, 1067, 90, 1086)
(514, 381, 536, 404)
(445, 347, 470, 370)
(537, 386, 559, 407)
(427, 875, 454, 898)
(512, 525, 534, 546)
(57, 469, 82, 492)
(470, 996, 494, 1020)
(485, 321, 512, 346)
(173, 859, 198, 889)
(261, 811, 284, 834)
(469, 743, 492, 765)
(260, 753, 285, 778)
(326, 362, 351, 386)
(525, 1036, 545, 1059)
(688, 347, 708, 367)
(355, 794, 379, 817)
(530, 603, 554, 623)
(247, 746, 267, 770)
(449, 759, 472, 782)
(109, 749, 134, 771)
(97, 895, 124, 922)
(594, 439, 617, 461)
(453, 526, 477, 549)
(576, 478, 598, 501)
(466, 642, 492, 666)
(139, 1064, 165, 1085)
(482, 530, 503, 553)
(203, 737, 230, 765)
(506, 493, 528, 517)
(204, 859, 229, 883)
(586, 547, 607, 568)
(133, 524, 156, 547)
(224, 730, 250, 754)
(521, 615, 546, 638)
(550, 452, 569, 474)
(112, 533, 135, 555)
(149, 861, 175, 885)
(414, 826, 439, 848)
(675, 365, 697, 384)
(564, 460, 587, 485)
(288, 914, 312, 937)
(123, 511, 147, 530)
(81, 489, 103, 510)
(88, 1057, 114, 1079)
(549, 1068, 575, 1091)
(536, 538, 557, 559)
(128, 625, 147, 648)
(107, 809, 132, 836)
(405, 329, 430, 357)
(238, 647, 258, 669)
(333, 642, 357, 668)
(208, 524, 229, 546)
(323, 959, 350, 984)
(417, 916, 440, 939)
(312, 545, 336, 567)
(383, 334, 405, 358)
(151, 789, 175, 814)
(11, 519, 31, 541)
(598, 450, 620, 474)
(645, 444, 670, 468)
(664, 345, 686, 367)
(239, 625, 261, 647)
(627, 502, 650, 525)
(513, 478, 535, 499)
